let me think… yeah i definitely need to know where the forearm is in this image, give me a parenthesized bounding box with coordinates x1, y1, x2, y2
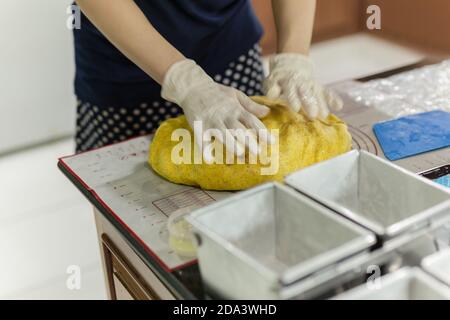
(271, 0, 316, 55)
(75, 0, 184, 84)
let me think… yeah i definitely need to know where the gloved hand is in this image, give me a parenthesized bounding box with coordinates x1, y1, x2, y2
(162, 59, 273, 160)
(263, 53, 343, 119)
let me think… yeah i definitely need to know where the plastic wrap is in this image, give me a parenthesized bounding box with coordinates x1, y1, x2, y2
(343, 60, 450, 118)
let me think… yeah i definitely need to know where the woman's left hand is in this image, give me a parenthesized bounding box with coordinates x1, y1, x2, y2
(263, 53, 343, 119)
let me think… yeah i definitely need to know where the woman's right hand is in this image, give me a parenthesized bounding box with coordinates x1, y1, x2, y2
(161, 59, 274, 161)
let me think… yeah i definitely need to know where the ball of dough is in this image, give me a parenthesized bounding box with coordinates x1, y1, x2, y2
(149, 96, 351, 190)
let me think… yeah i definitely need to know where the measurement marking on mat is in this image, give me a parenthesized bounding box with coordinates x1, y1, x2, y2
(152, 189, 215, 216)
(348, 125, 379, 155)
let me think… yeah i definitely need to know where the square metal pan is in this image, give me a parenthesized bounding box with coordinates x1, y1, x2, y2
(422, 249, 450, 286)
(280, 212, 450, 299)
(285, 150, 450, 240)
(187, 182, 375, 299)
(334, 267, 450, 299)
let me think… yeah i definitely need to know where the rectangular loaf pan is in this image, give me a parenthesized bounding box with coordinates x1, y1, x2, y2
(285, 150, 450, 239)
(422, 249, 450, 286)
(187, 182, 375, 299)
(334, 267, 450, 300)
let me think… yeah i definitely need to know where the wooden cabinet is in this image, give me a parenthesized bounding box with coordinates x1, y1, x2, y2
(252, 0, 363, 55)
(94, 209, 175, 300)
(313, 0, 363, 41)
(364, 0, 450, 53)
(252, 0, 450, 55)
(251, 0, 277, 55)
(102, 234, 160, 299)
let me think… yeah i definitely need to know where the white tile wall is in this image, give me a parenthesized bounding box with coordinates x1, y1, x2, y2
(0, 0, 76, 154)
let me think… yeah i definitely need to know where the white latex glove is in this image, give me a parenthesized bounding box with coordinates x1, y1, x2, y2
(162, 59, 273, 160)
(263, 53, 343, 119)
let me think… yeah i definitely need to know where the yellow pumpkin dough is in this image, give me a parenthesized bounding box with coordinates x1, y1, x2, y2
(149, 96, 352, 190)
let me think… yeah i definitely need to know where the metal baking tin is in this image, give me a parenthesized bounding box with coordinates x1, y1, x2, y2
(283, 212, 450, 299)
(186, 182, 375, 299)
(285, 150, 450, 240)
(334, 267, 450, 300)
(422, 249, 450, 286)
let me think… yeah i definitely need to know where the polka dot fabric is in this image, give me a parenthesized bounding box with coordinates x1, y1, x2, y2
(75, 44, 264, 153)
